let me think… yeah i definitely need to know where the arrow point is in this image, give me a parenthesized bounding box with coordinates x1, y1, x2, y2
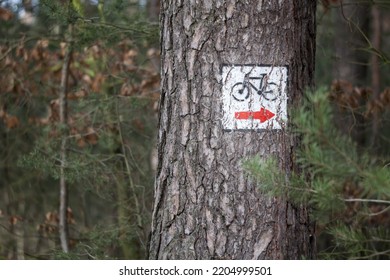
(234, 107, 275, 123)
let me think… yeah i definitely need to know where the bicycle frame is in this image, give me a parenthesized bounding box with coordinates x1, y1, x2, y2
(231, 74, 278, 102)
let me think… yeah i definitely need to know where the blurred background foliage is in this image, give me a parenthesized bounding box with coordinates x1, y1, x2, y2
(313, 1, 390, 259)
(0, 0, 160, 259)
(0, 0, 390, 259)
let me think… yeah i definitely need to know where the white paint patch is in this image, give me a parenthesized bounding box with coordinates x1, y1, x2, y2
(221, 65, 288, 130)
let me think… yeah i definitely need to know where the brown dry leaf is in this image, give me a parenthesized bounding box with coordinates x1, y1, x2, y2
(89, 44, 101, 58)
(30, 48, 40, 60)
(0, 7, 14, 21)
(60, 42, 67, 57)
(353, 87, 370, 101)
(5, 73, 15, 92)
(31, 40, 49, 61)
(69, 88, 88, 99)
(120, 83, 134, 96)
(147, 48, 159, 58)
(330, 79, 369, 110)
(380, 88, 390, 106)
(45, 211, 58, 224)
(75, 88, 88, 98)
(77, 137, 87, 148)
(9, 215, 22, 225)
(123, 49, 138, 69)
(72, 128, 86, 148)
(140, 74, 160, 96)
(153, 100, 159, 113)
(37, 115, 50, 125)
(67, 207, 76, 224)
(37, 39, 49, 49)
(49, 99, 60, 122)
(16, 45, 24, 58)
(82, 74, 92, 85)
(9, 216, 18, 225)
(23, 48, 29, 61)
(92, 73, 105, 92)
(4, 55, 14, 67)
(4, 114, 20, 129)
(85, 127, 98, 145)
(126, 49, 138, 58)
(330, 80, 353, 96)
(365, 98, 383, 118)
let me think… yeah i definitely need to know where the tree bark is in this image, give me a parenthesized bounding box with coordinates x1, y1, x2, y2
(149, 0, 316, 260)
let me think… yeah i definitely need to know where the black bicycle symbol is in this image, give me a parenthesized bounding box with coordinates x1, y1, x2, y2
(231, 74, 279, 102)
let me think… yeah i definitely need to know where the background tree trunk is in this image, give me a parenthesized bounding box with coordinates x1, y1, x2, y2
(332, 2, 369, 85)
(149, 0, 316, 260)
(331, 2, 369, 146)
(370, 5, 382, 147)
(147, 0, 160, 21)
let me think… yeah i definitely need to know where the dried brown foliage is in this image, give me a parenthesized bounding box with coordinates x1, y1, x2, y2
(0, 38, 160, 148)
(330, 79, 390, 118)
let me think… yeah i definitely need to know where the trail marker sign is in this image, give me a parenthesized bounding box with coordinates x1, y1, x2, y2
(221, 65, 288, 130)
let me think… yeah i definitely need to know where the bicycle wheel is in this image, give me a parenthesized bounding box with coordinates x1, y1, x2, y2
(231, 83, 249, 101)
(261, 82, 279, 101)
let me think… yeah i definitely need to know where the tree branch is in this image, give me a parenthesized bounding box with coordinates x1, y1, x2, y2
(58, 26, 73, 254)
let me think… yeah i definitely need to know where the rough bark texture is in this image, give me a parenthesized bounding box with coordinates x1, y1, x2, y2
(149, 0, 316, 260)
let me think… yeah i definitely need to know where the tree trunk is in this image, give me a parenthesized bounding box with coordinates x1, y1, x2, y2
(149, 0, 316, 260)
(147, 0, 160, 21)
(332, 1, 369, 86)
(331, 2, 369, 146)
(370, 5, 381, 147)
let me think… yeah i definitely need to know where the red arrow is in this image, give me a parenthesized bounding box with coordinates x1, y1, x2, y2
(234, 107, 275, 123)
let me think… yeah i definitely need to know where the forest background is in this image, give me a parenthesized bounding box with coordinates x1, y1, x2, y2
(0, 0, 389, 260)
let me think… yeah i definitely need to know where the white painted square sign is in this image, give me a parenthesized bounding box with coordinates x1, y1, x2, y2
(221, 65, 288, 130)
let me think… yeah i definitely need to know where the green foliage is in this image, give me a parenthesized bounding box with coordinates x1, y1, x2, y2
(18, 145, 110, 185)
(245, 88, 390, 259)
(40, 0, 79, 29)
(1, 0, 158, 260)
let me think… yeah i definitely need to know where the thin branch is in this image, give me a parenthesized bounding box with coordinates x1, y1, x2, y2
(368, 205, 390, 216)
(344, 198, 390, 205)
(0, 36, 36, 61)
(116, 98, 143, 229)
(352, 249, 390, 259)
(58, 26, 73, 254)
